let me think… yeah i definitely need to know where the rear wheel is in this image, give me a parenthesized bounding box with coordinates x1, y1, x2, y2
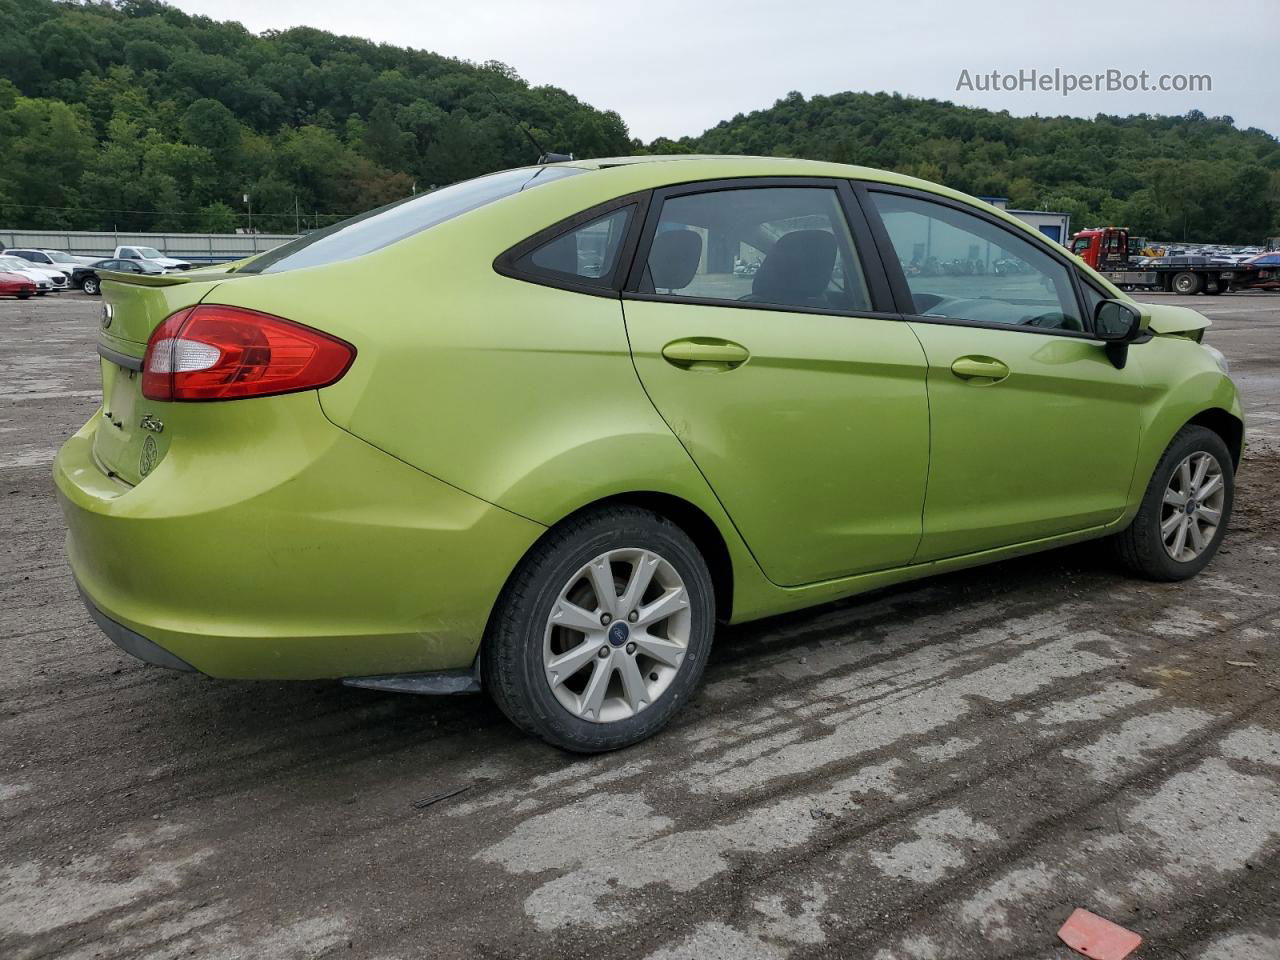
(82, 276, 100, 296)
(1172, 271, 1202, 295)
(1113, 425, 1233, 581)
(484, 506, 715, 752)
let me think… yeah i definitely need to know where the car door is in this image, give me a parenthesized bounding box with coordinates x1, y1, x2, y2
(622, 180, 930, 587)
(862, 186, 1147, 561)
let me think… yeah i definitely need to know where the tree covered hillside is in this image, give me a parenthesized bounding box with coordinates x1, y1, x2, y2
(651, 91, 1280, 243)
(2, 2, 1277, 243)
(0, 0, 629, 232)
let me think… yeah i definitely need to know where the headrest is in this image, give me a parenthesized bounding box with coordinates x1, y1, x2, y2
(648, 229, 703, 290)
(752, 230, 837, 302)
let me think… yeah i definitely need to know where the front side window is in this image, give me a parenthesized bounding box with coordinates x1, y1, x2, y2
(871, 192, 1084, 331)
(517, 206, 633, 284)
(1081, 281, 1108, 321)
(639, 187, 871, 312)
(1071, 236, 1092, 255)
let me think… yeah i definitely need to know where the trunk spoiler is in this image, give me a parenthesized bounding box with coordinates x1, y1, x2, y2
(99, 267, 236, 288)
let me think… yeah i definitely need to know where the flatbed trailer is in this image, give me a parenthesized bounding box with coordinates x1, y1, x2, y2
(1071, 227, 1264, 295)
(1097, 256, 1259, 296)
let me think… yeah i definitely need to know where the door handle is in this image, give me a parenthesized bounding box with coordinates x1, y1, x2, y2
(950, 356, 1010, 383)
(661, 338, 750, 371)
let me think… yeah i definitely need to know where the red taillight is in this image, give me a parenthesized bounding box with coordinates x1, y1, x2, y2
(142, 305, 355, 402)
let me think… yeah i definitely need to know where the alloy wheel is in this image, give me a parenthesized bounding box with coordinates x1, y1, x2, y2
(542, 548, 691, 723)
(1160, 451, 1225, 562)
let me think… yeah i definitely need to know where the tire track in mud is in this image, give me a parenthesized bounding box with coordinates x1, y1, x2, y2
(0, 616, 1205, 957)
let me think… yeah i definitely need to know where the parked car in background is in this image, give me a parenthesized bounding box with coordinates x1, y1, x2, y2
(0, 254, 67, 292)
(57, 156, 1243, 753)
(76, 258, 165, 295)
(75, 263, 105, 296)
(1238, 252, 1280, 291)
(0, 255, 57, 295)
(113, 245, 192, 271)
(91, 258, 169, 279)
(68, 262, 100, 292)
(0, 271, 36, 299)
(2, 247, 92, 271)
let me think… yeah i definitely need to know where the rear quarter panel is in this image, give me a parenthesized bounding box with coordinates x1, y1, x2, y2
(199, 170, 784, 620)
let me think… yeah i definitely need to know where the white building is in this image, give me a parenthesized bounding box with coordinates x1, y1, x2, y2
(979, 196, 1072, 248)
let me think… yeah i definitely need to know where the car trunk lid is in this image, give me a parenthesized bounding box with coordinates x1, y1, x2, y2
(92, 274, 225, 486)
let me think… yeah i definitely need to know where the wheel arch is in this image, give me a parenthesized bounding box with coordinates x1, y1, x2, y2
(1187, 407, 1244, 467)
(493, 491, 738, 626)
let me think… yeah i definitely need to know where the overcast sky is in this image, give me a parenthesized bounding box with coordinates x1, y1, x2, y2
(168, 0, 1277, 142)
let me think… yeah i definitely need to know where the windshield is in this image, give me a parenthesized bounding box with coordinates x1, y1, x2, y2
(136, 247, 163, 258)
(0, 258, 29, 271)
(43, 250, 77, 263)
(239, 165, 583, 275)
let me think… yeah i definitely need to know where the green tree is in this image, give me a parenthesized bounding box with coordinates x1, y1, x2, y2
(197, 200, 239, 232)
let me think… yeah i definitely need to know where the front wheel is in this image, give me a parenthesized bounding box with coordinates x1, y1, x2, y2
(1172, 271, 1202, 295)
(81, 277, 100, 296)
(1113, 425, 1234, 581)
(484, 506, 715, 753)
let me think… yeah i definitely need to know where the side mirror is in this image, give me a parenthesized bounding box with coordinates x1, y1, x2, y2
(1094, 299, 1146, 369)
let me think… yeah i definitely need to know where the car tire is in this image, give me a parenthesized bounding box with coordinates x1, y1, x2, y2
(18, 292, 31, 300)
(82, 277, 100, 296)
(1172, 271, 1202, 295)
(483, 505, 715, 753)
(1113, 425, 1234, 581)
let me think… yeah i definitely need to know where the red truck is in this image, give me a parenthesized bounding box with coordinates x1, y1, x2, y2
(1069, 226, 1261, 295)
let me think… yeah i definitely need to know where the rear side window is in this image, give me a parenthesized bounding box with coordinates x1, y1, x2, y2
(240, 165, 583, 276)
(517, 207, 634, 285)
(637, 187, 872, 313)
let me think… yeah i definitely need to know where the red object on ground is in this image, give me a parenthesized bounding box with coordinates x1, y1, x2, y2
(1058, 909, 1143, 960)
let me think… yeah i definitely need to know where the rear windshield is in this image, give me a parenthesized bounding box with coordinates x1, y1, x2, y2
(239, 165, 584, 275)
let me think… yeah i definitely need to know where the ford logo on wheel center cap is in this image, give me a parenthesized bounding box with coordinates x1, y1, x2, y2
(607, 622, 630, 646)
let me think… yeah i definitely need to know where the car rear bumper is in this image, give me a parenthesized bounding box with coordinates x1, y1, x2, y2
(76, 583, 199, 672)
(54, 395, 545, 679)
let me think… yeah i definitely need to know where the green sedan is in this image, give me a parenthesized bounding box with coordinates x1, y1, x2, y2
(55, 156, 1242, 752)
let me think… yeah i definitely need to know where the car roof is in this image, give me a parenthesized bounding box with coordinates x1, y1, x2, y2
(556, 154, 896, 178)
(546, 154, 1019, 219)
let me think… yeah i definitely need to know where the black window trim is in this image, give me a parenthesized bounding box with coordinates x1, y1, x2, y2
(493, 191, 651, 299)
(620, 176, 902, 321)
(855, 181, 1105, 342)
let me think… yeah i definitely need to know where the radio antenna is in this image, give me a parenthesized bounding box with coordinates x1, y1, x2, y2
(482, 84, 572, 164)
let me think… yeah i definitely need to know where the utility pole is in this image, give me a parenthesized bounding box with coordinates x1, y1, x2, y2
(294, 195, 300, 235)
(243, 192, 252, 235)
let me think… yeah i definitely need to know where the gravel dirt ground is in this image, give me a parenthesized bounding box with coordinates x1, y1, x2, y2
(2, 291, 1279, 960)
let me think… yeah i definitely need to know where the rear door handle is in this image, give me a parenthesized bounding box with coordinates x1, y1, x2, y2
(661, 338, 750, 371)
(950, 356, 1010, 383)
